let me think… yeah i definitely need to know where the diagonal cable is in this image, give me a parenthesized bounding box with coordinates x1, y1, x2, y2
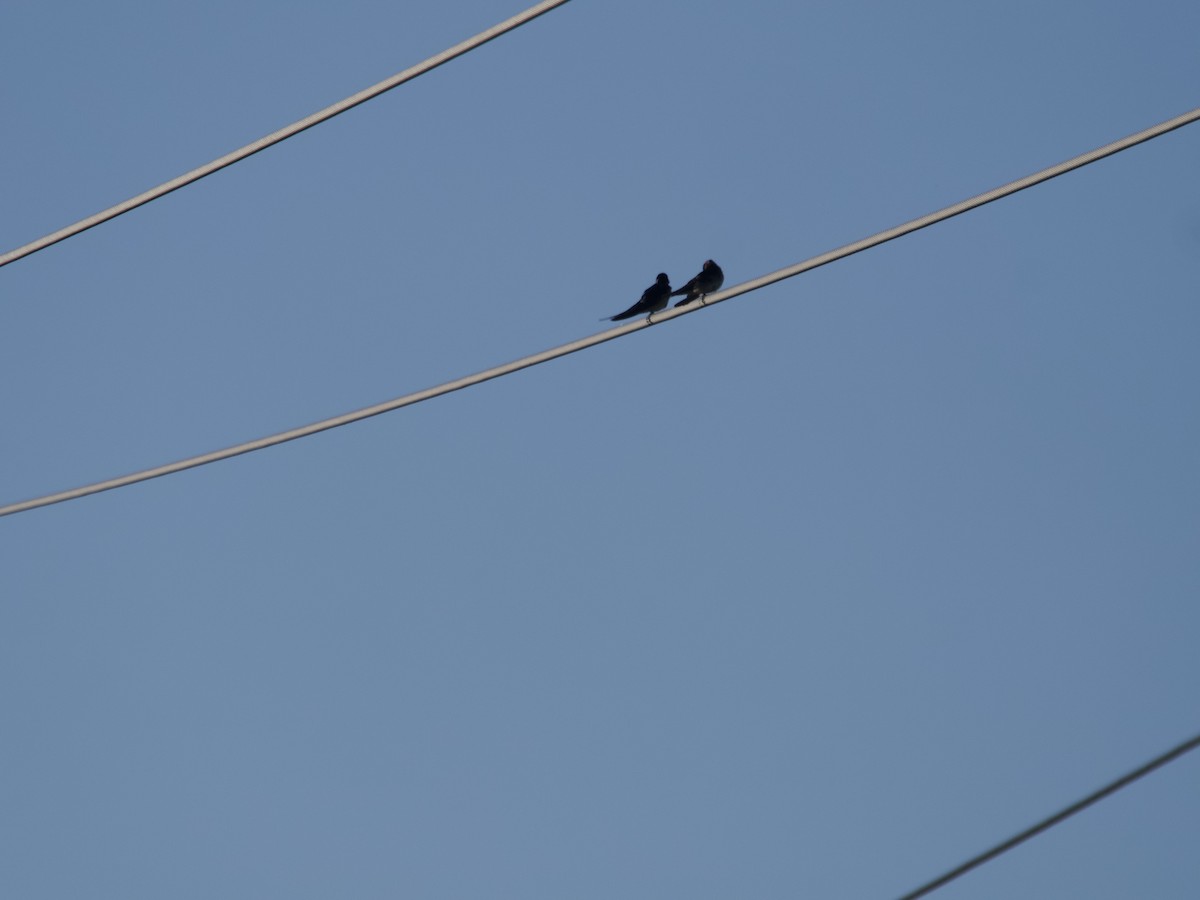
(0, 0, 573, 269)
(1, 106, 1197, 518)
(895, 731, 1200, 900)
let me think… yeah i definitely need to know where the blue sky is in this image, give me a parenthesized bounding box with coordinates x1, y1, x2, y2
(2, 1, 1198, 897)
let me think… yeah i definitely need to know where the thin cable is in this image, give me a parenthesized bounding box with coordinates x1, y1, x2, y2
(699, 106, 1200, 309)
(2, 106, 1197, 518)
(0, 0, 573, 269)
(895, 731, 1200, 900)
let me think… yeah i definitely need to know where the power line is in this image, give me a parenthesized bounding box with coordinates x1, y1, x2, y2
(895, 731, 1200, 900)
(706, 107, 1200, 306)
(1, 106, 1197, 518)
(0, 0, 573, 269)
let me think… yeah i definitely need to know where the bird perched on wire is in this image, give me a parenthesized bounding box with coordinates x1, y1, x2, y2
(671, 259, 724, 307)
(603, 273, 672, 322)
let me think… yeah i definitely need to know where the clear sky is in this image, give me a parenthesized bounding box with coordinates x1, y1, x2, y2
(2, 1, 1198, 897)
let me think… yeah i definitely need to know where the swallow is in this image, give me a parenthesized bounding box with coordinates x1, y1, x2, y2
(671, 259, 724, 307)
(603, 273, 672, 322)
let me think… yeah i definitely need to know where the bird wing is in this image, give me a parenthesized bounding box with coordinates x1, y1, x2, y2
(671, 275, 700, 297)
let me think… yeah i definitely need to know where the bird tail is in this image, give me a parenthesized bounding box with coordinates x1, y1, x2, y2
(669, 287, 687, 297)
(606, 310, 635, 322)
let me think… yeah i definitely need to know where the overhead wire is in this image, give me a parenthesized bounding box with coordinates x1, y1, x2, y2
(1, 106, 1198, 518)
(0, 0, 574, 269)
(895, 731, 1200, 900)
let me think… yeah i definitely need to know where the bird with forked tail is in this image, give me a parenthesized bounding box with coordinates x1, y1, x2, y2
(671, 259, 724, 307)
(603, 273, 672, 322)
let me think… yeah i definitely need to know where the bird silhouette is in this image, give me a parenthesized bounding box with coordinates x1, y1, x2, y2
(671, 259, 724, 307)
(603, 273, 672, 322)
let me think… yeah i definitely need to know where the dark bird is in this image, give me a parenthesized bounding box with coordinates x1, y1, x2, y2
(671, 259, 724, 307)
(604, 273, 672, 322)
